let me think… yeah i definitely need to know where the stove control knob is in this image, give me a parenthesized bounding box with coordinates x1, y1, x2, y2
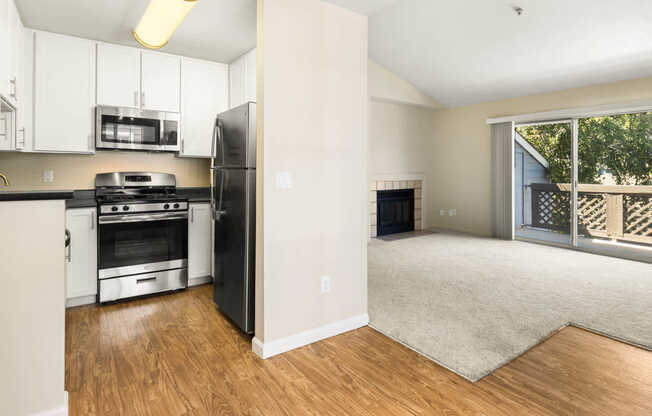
(164, 204, 170, 210)
(173, 203, 180, 209)
(123, 205, 130, 211)
(111, 206, 118, 212)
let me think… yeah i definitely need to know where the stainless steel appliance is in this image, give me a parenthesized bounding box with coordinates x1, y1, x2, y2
(96, 172, 188, 303)
(211, 102, 256, 334)
(96, 106, 180, 152)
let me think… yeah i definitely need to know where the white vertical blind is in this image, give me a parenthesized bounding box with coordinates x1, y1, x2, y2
(491, 122, 515, 239)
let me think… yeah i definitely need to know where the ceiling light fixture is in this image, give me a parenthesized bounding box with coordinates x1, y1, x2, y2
(133, 0, 198, 50)
(512, 6, 524, 16)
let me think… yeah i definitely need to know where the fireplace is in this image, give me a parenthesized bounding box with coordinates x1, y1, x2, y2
(377, 189, 415, 236)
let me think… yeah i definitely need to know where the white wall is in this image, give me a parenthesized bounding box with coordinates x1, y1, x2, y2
(428, 75, 652, 236)
(368, 100, 435, 180)
(0, 201, 66, 416)
(255, 0, 368, 348)
(368, 59, 441, 109)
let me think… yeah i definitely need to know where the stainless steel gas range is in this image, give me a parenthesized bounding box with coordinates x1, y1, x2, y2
(95, 172, 188, 303)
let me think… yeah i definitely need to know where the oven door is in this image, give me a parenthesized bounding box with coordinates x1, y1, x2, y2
(98, 212, 188, 279)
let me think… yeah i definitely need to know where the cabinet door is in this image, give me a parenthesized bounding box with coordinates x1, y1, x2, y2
(244, 48, 256, 103)
(34, 31, 95, 153)
(188, 203, 212, 280)
(97, 43, 141, 108)
(6, 0, 20, 108)
(0, 0, 8, 99)
(180, 58, 228, 157)
(141, 52, 180, 112)
(229, 54, 245, 109)
(14, 15, 24, 149)
(66, 208, 98, 299)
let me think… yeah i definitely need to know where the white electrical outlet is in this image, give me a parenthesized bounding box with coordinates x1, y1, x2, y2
(43, 169, 54, 183)
(449, 209, 456, 216)
(321, 275, 331, 294)
(440, 209, 445, 216)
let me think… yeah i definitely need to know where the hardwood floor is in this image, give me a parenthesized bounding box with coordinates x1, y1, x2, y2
(66, 284, 652, 415)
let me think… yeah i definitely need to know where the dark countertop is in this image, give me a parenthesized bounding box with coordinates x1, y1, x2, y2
(178, 187, 211, 203)
(66, 190, 96, 208)
(2, 187, 211, 206)
(0, 190, 75, 202)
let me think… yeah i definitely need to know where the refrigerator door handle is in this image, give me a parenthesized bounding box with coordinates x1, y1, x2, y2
(216, 170, 226, 220)
(210, 121, 217, 162)
(210, 121, 217, 219)
(217, 120, 225, 167)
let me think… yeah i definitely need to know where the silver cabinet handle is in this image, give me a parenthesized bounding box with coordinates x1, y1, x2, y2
(90, 211, 96, 230)
(181, 139, 185, 154)
(65, 229, 72, 262)
(134, 91, 139, 107)
(141, 91, 146, 108)
(9, 77, 16, 99)
(190, 207, 194, 223)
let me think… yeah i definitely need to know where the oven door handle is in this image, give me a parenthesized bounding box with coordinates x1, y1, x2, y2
(99, 212, 188, 224)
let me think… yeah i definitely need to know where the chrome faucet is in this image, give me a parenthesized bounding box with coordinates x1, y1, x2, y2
(0, 172, 9, 187)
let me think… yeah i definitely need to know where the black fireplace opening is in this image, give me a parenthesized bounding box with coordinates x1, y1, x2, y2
(377, 189, 414, 236)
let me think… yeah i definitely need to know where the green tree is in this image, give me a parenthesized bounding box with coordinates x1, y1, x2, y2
(517, 112, 652, 185)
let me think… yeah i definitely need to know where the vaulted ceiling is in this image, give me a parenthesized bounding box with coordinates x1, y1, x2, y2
(365, 0, 652, 106)
(17, 0, 652, 107)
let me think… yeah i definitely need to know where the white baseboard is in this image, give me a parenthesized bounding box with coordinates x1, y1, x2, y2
(66, 295, 96, 308)
(31, 391, 68, 416)
(252, 313, 369, 359)
(188, 275, 213, 287)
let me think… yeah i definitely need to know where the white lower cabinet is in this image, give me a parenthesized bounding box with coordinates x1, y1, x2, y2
(188, 203, 212, 285)
(65, 208, 97, 307)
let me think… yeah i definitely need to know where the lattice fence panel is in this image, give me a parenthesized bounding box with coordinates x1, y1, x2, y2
(624, 195, 652, 238)
(578, 193, 607, 233)
(532, 189, 570, 231)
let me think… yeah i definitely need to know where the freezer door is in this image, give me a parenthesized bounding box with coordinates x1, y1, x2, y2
(213, 168, 256, 333)
(214, 102, 256, 169)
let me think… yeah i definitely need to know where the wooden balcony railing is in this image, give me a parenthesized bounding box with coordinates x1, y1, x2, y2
(530, 183, 652, 245)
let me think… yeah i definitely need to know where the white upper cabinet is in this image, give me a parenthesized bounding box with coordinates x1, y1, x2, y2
(180, 58, 228, 157)
(244, 48, 256, 104)
(229, 48, 256, 109)
(6, 0, 23, 109)
(0, 0, 9, 100)
(97, 43, 141, 108)
(229, 54, 245, 109)
(33, 31, 95, 153)
(141, 52, 180, 112)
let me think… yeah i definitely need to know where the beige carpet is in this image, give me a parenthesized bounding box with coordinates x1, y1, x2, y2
(368, 232, 652, 382)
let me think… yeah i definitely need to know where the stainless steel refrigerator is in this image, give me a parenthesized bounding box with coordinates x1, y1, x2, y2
(211, 102, 256, 334)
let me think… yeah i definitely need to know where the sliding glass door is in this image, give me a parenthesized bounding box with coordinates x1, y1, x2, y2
(513, 121, 572, 246)
(513, 113, 651, 262)
(575, 112, 652, 261)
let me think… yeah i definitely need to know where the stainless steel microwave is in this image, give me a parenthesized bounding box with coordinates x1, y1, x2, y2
(96, 106, 180, 152)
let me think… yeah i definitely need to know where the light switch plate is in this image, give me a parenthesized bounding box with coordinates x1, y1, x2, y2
(448, 209, 456, 216)
(440, 209, 445, 216)
(43, 169, 54, 183)
(276, 172, 293, 189)
(321, 275, 331, 293)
